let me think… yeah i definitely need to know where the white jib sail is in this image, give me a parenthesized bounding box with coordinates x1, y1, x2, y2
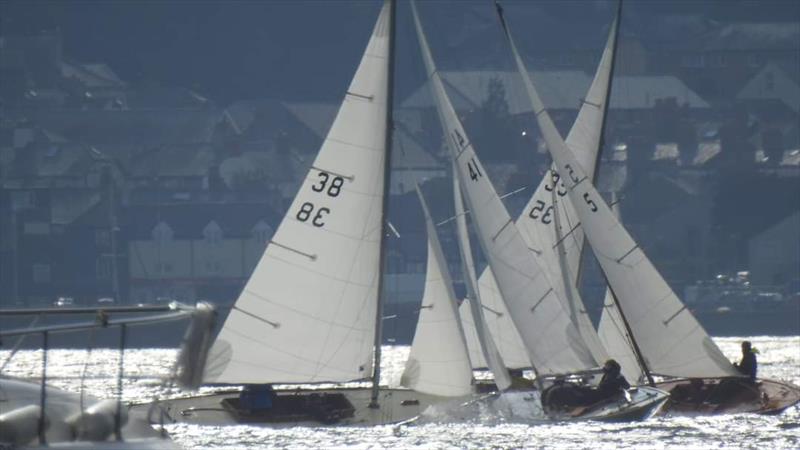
(452, 161, 512, 390)
(412, 1, 597, 376)
(597, 193, 645, 384)
(475, 10, 622, 368)
(401, 186, 474, 397)
(512, 38, 738, 379)
(203, 2, 392, 384)
(461, 273, 532, 370)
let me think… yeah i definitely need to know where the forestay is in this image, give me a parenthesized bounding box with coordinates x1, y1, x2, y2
(597, 196, 646, 383)
(513, 37, 738, 378)
(451, 161, 512, 390)
(203, 3, 391, 384)
(400, 187, 474, 397)
(412, 1, 597, 376)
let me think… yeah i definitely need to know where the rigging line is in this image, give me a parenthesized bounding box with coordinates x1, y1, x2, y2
(0, 315, 40, 373)
(310, 165, 355, 181)
(552, 222, 583, 249)
(435, 185, 528, 226)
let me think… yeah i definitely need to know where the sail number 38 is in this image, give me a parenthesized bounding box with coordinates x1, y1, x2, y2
(297, 171, 345, 227)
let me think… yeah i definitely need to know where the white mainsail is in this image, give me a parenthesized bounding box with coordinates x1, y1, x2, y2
(597, 193, 645, 383)
(508, 20, 738, 379)
(452, 161, 512, 390)
(472, 8, 622, 368)
(400, 187, 474, 397)
(203, 2, 392, 384)
(412, 1, 597, 376)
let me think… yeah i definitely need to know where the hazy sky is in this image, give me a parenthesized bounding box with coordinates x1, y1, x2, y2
(2, 1, 797, 104)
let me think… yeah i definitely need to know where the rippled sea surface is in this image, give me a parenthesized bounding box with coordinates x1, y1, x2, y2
(2, 336, 799, 449)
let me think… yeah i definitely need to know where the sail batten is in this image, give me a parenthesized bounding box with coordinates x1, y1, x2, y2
(202, 2, 392, 385)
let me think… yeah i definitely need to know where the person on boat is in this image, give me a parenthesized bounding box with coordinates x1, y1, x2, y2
(596, 359, 630, 397)
(239, 384, 276, 412)
(734, 340, 758, 381)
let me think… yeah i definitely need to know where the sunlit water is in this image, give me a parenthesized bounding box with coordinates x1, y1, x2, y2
(2, 337, 798, 449)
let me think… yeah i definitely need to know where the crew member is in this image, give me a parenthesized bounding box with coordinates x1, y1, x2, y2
(734, 340, 757, 381)
(597, 359, 630, 397)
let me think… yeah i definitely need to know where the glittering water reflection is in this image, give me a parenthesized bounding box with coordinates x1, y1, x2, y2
(2, 337, 798, 449)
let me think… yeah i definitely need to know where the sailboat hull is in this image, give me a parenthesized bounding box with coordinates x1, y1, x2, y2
(655, 377, 800, 415)
(142, 387, 462, 427)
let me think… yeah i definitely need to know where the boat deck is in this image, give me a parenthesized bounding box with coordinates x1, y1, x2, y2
(142, 387, 461, 427)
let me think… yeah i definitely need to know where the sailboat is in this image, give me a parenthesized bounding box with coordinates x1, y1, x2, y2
(496, 1, 800, 416)
(0, 302, 213, 448)
(399, 186, 474, 397)
(145, 1, 477, 427)
(411, 1, 668, 421)
(460, 0, 623, 379)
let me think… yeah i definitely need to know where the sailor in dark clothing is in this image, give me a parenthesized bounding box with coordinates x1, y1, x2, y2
(734, 340, 758, 381)
(597, 359, 630, 397)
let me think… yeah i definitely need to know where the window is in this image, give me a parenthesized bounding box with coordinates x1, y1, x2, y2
(681, 54, 705, 68)
(11, 191, 36, 210)
(152, 221, 174, 242)
(155, 262, 173, 275)
(203, 220, 223, 244)
(95, 229, 111, 247)
(32, 264, 51, 283)
(205, 260, 221, 274)
(708, 54, 727, 68)
(251, 220, 273, 245)
(96, 255, 113, 280)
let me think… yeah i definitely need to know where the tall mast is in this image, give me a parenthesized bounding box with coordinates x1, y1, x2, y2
(602, 271, 655, 385)
(573, 0, 623, 286)
(370, 0, 396, 409)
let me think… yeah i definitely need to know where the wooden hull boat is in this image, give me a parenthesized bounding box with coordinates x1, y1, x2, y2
(655, 377, 800, 415)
